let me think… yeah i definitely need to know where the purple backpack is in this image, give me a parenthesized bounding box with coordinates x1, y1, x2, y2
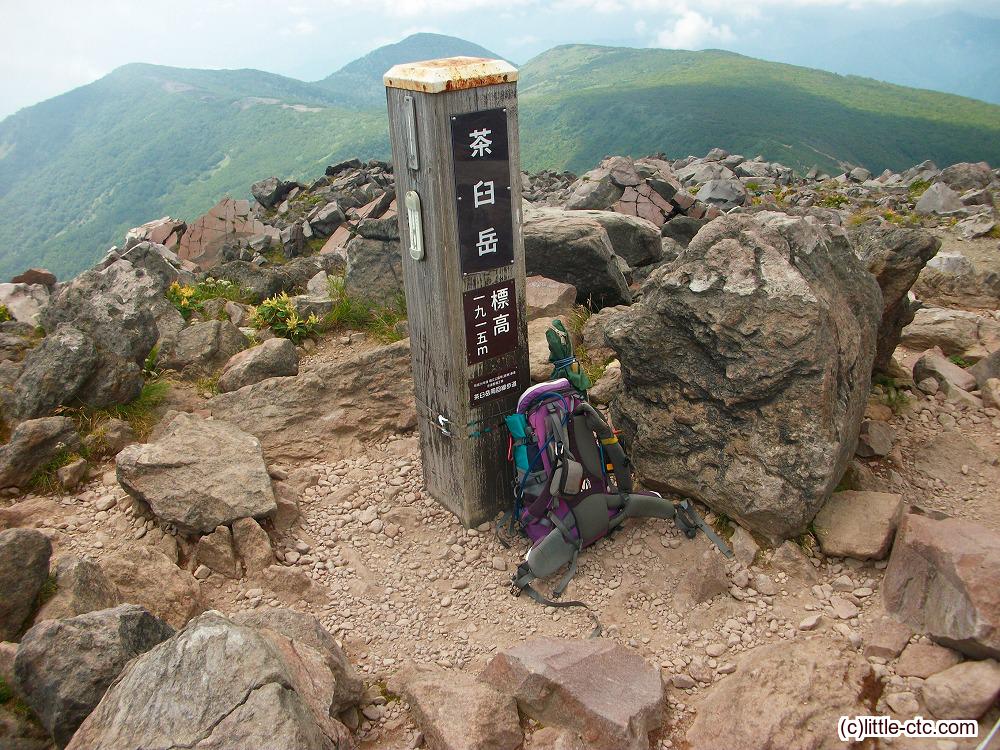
(504, 378, 731, 608)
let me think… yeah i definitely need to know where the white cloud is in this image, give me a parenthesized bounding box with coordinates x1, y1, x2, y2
(654, 9, 734, 49)
(507, 34, 541, 46)
(281, 19, 317, 36)
(0, 0, 986, 120)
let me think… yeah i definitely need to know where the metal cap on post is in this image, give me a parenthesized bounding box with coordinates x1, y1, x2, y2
(385, 57, 529, 528)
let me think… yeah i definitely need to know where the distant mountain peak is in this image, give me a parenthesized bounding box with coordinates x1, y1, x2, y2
(311, 32, 507, 107)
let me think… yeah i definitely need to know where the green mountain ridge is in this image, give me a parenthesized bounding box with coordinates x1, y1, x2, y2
(1, 33, 999, 279)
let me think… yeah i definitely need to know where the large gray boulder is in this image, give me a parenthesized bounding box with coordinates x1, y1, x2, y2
(901, 306, 998, 361)
(40, 260, 159, 407)
(343, 235, 403, 307)
(697, 178, 749, 211)
(229, 608, 362, 713)
(914, 182, 963, 215)
(914, 253, 1000, 311)
(564, 167, 625, 210)
(217, 338, 299, 393)
(660, 215, 707, 247)
(116, 412, 277, 534)
(15, 605, 174, 747)
(209, 256, 341, 304)
(938, 161, 993, 192)
(848, 220, 940, 374)
(158, 319, 247, 375)
(675, 160, 735, 185)
(250, 177, 297, 209)
(0, 416, 80, 490)
(0, 528, 52, 641)
(523, 207, 632, 308)
(307, 201, 346, 237)
(7, 325, 97, 421)
(66, 611, 354, 750)
(118, 241, 193, 289)
(526, 276, 577, 320)
(606, 214, 881, 543)
(0, 282, 49, 325)
(565, 211, 662, 268)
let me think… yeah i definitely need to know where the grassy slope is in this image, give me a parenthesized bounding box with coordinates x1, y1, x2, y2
(2, 41, 1000, 279)
(0, 65, 387, 278)
(517, 46, 1000, 174)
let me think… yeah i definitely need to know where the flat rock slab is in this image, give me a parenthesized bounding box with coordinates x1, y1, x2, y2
(812, 491, 903, 560)
(895, 642, 961, 679)
(883, 513, 1000, 659)
(480, 637, 663, 750)
(686, 638, 874, 750)
(209, 340, 414, 461)
(116, 412, 276, 534)
(388, 661, 522, 750)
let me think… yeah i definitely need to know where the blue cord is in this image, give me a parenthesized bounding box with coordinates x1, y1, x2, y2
(551, 355, 577, 371)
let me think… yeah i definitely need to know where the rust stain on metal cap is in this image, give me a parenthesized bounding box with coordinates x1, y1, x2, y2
(384, 56, 519, 93)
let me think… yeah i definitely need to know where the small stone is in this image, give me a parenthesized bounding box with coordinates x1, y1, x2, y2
(193, 565, 211, 580)
(95, 496, 117, 512)
(491, 556, 507, 572)
(705, 643, 726, 658)
(885, 691, 920, 716)
(671, 673, 696, 689)
(830, 597, 859, 620)
(799, 614, 822, 631)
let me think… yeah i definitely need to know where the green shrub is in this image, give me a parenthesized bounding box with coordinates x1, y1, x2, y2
(167, 278, 253, 320)
(819, 193, 850, 208)
(61, 379, 171, 442)
(908, 179, 932, 199)
(322, 276, 407, 344)
(872, 374, 910, 413)
(142, 344, 160, 379)
(252, 293, 320, 344)
(0, 304, 11, 323)
(28, 450, 84, 492)
(949, 354, 971, 369)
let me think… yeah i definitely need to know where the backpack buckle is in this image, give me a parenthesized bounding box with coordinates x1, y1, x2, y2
(509, 577, 522, 597)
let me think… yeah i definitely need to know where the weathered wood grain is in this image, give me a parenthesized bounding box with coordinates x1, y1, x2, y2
(386, 78, 529, 526)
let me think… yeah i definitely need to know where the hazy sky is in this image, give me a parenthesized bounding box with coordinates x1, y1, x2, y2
(1, 0, 998, 120)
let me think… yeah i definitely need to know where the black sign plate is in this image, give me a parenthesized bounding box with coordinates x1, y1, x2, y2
(451, 108, 514, 276)
(462, 278, 518, 365)
(469, 368, 519, 407)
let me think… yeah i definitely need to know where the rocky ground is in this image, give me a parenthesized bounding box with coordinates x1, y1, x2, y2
(0, 150, 998, 750)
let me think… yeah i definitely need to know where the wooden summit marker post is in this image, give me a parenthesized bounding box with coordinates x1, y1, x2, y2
(384, 57, 530, 527)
